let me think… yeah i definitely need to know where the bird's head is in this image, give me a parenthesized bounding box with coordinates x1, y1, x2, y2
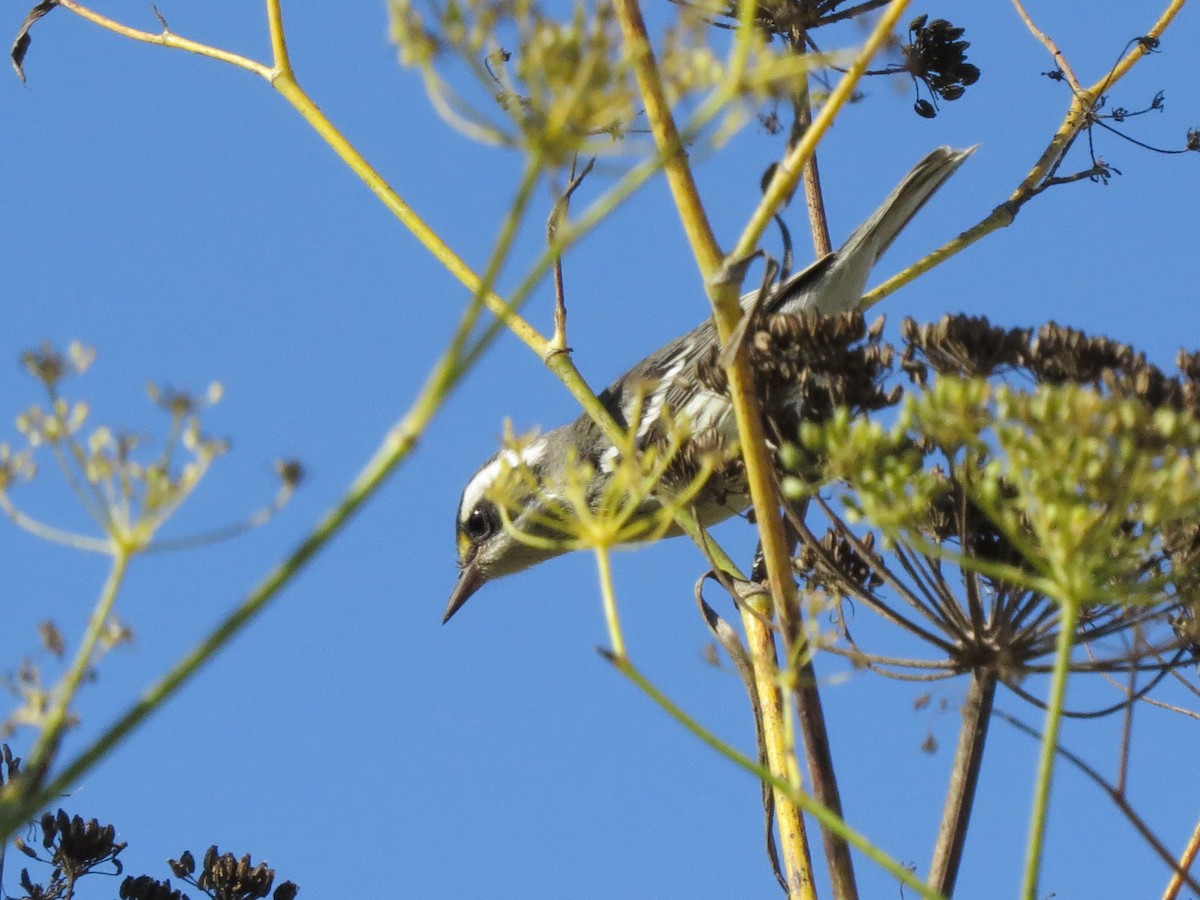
(444, 435, 571, 622)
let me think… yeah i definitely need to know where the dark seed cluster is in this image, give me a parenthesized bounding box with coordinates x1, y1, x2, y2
(780, 311, 1200, 697)
(920, 468, 1025, 571)
(904, 16, 980, 118)
(902, 314, 1200, 415)
(660, 426, 747, 514)
(698, 308, 899, 439)
(12, 806, 129, 900)
(168, 845, 298, 900)
(11, 829, 305, 900)
(39, 808, 127, 875)
(120, 875, 188, 900)
(901, 315, 1031, 383)
(795, 528, 884, 595)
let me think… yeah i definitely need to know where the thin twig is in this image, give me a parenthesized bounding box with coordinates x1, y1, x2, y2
(787, 60, 832, 258)
(997, 710, 1200, 897)
(865, 0, 1188, 308)
(1010, 0, 1083, 94)
(1117, 663, 1136, 795)
(547, 156, 596, 356)
(603, 652, 948, 899)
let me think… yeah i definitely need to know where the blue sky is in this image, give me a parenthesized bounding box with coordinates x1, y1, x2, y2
(4, 3, 1200, 897)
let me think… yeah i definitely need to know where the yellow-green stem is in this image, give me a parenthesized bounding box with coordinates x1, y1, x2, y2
(610, 0, 818, 700)
(594, 547, 626, 658)
(865, 0, 1186, 308)
(0, 133, 543, 839)
(55, 0, 548, 359)
(611, 656, 946, 899)
(732, 0, 912, 262)
(1020, 597, 1080, 899)
(21, 548, 131, 791)
(1162, 815, 1200, 900)
(265, 0, 292, 80)
(0, 346, 453, 835)
(744, 597, 816, 900)
(719, 0, 912, 662)
(613, 0, 721, 278)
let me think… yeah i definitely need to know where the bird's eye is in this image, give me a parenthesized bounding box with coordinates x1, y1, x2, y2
(464, 503, 493, 540)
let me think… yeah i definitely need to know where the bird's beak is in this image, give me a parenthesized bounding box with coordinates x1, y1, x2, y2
(443, 558, 487, 623)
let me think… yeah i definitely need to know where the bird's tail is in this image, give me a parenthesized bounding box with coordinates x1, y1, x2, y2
(773, 145, 975, 316)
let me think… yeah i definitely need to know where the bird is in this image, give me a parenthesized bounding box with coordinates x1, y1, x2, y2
(445, 146, 974, 622)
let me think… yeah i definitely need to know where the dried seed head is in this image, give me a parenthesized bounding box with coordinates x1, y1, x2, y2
(119, 874, 187, 900)
(904, 16, 980, 117)
(795, 528, 885, 594)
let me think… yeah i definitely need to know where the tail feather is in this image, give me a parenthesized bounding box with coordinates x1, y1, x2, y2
(772, 145, 974, 315)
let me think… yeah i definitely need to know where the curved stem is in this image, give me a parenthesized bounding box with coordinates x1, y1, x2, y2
(54, 0, 547, 359)
(0, 492, 111, 553)
(55, 0, 270, 74)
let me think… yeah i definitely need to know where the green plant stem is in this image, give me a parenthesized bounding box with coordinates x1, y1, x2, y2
(448, 156, 545, 372)
(1020, 596, 1079, 899)
(0, 143, 545, 844)
(730, 0, 911, 262)
(610, 7, 820, 891)
(594, 547, 626, 659)
(608, 654, 946, 900)
(0, 373, 439, 836)
(994, 711, 1200, 897)
(742, 600, 817, 900)
(18, 548, 130, 798)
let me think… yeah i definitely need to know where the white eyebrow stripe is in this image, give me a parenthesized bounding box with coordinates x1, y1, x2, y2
(458, 438, 548, 522)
